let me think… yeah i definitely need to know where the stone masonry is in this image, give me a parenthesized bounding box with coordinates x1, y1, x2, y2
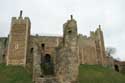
(0, 37, 8, 63)
(6, 11, 31, 66)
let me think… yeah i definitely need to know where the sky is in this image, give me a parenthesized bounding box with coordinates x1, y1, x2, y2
(0, 0, 125, 61)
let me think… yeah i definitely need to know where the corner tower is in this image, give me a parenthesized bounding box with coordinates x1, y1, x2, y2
(96, 25, 105, 65)
(7, 11, 31, 66)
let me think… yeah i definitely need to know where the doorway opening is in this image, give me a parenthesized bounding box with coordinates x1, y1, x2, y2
(41, 54, 54, 76)
(114, 64, 119, 72)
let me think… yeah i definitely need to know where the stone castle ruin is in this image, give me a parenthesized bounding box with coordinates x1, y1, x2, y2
(0, 11, 114, 83)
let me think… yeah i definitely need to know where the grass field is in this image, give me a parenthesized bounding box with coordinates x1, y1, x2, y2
(0, 64, 125, 83)
(79, 64, 125, 83)
(0, 64, 32, 83)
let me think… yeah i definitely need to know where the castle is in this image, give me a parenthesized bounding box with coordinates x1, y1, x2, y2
(0, 11, 114, 83)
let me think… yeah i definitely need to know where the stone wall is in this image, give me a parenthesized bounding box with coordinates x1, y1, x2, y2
(0, 37, 8, 63)
(28, 36, 62, 65)
(78, 35, 98, 64)
(29, 36, 62, 82)
(78, 26, 106, 65)
(114, 61, 125, 74)
(56, 47, 79, 83)
(103, 56, 114, 68)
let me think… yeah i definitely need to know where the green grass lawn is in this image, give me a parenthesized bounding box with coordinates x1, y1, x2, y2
(0, 64, 125, 83)
(79, 64, 125, 83)
(0, 64, 32, 83)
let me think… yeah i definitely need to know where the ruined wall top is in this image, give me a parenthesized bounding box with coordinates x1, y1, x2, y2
(90, 25, 102, 39)
(11, 10, 31, 25)
(63, 15, 77, 29)
(78, 25, 104, 48)
(30, 35, 62, 48)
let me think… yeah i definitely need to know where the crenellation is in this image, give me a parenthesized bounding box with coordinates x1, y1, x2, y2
(11, 17, 30, 25)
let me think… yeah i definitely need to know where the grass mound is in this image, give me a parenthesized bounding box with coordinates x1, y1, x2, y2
(79, 64, 125, 83)
(1, 64, 125, 83)
(0, 64, 32, 83)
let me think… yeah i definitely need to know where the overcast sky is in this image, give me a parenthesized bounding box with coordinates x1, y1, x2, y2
(0, 0, 125, 60)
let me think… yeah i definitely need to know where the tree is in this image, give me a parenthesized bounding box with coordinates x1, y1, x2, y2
(106, 47, 116, 56)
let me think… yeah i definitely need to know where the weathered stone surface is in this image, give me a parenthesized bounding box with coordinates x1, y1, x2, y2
(78, 27, 106, 65)
(33, 42, 42, 80)
(55, 16, 79, 83)
(56, 47, 79, 83)
(6, 11, 31, 66)
(0, 37, 7, 63)
(114, 61, 125, 74)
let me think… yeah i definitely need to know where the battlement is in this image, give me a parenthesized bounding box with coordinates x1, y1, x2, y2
(63, 15, 77, 30)
(77, 25, 103, 41)
(89, 25, 102, 39)
(78, 34, 90, 40)
(11, 17, 30, 24)
(11, 11, 30, 25)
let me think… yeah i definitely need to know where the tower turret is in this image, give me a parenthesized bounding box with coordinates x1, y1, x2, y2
(63, 15, 78, 47)
(95, 25, 105, 65)
(56, 15, 79, 83)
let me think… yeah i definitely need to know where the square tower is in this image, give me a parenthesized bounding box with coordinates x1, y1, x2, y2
(7, 11, 31, 66)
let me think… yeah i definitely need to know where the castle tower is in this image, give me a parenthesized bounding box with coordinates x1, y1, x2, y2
(56, 15, 79, 83)
(96, 25, 105, 65)
(6, 11, 31, 66)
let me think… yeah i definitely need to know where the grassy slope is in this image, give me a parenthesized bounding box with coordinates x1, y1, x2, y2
(0, 64, 125, 83)
(0, 64, 32, 83)
(79, 64, 125, 83)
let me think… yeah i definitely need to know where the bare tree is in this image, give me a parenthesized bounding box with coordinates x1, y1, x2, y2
(106, 47, 116, 56)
